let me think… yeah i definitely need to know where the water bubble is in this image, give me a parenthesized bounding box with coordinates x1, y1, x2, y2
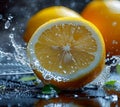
(46, 55, 49, 58)
(74, 94, 78, 98)
(112, 21, 117, 27)
(9, 33, 14, 38)
(112, 40, 118, 45)
(5, 20, 10, 29)
(111, 95, 118, 102)
(12, 27, 15, 31)
(63, 70, 66, 74)
(43, 73, 53, 80)
(59, 65, 62, 69)
(71, 27, 75, 34)
(8, 15, 13, 20)
(33, 60, 40, 68)
(6, 57, 12, 61)
(17, 103, 21, 107)
(70, 2, 76, 8)
(48, 61, 52, 64)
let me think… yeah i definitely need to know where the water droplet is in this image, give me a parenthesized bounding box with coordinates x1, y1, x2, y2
(74, 94, 78, 98)
(12, 27, 15, 31)
(48, 61, 52, 64)
(112, 40, 118, 45)
(33, 60, 39, 67)
(78, 26, 80, 29)
(51, 46, 59, 50)
(74, 66, 77, 69)
(7, 57, 11, 60)
(17, 103, 21, 107)
(9, 33, 14, 38)
(63, 70, 66, 73)
(59, 65, 62, 69)
(0, 14, 3, 20)
(71, 27, 75, 34)
(71, 66, 74, 69)
(55, 33, 61, 37)
(115, 49, 119, 52)
(70, 2, 76, 7)
(112, 21, 117, 26)
(5, 20, 10, 29)
(8, 15, 13, 20)
(111, 95, 118, 102)
(46, 55, 49, 58)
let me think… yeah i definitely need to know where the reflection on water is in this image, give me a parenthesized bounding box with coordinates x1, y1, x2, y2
(0, 0, 120, 106)
(0, 73, 119, 107)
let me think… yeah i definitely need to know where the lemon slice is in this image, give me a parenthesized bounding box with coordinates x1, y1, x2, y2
(27, 17, 105, 90)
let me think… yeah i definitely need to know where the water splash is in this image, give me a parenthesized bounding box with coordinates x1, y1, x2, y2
(4, 15, 13, 29)
(9, 34, 27, 65)
(0, 33, 32, 75)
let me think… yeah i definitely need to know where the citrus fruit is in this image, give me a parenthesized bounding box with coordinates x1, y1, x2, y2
(27, 17, 105, 90)
(23, 6, 80, 42)
(81, 0, 120, 57)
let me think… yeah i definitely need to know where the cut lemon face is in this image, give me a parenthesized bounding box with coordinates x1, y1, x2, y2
(27, 17, 105, 90)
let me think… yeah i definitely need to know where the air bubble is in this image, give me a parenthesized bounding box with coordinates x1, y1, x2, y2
(8, 15, 13, 20)
(7, 57, 12, 60)
(63, 70, 66, 73)
(9, 34, 14, 38)
(48, 61, 52, 64)
(46, 55, 49, 58)
(59, 65, 62, 69)
(71, 66, 74, 69)
(112, 40, 118, 45)
(78, 26, 80, 30)
(55, 33, 61, 37)
(112, 21, 117, 26)
(74, 94, 78, 98)
(74, 66, 77, 69)
(12, 27, 15, 31)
